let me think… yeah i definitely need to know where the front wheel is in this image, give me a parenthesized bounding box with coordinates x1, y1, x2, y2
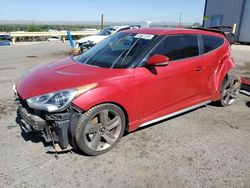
(219, 76, 241, 107)
(74, 103, 126, 156)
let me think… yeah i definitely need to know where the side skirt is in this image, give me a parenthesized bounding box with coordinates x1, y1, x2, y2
(139, 100, 211, 128)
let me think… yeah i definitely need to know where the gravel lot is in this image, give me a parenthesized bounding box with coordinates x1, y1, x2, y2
(0, 42, 249, 188)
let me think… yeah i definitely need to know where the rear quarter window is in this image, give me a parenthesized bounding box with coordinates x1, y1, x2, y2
(202, 35, 224, 53)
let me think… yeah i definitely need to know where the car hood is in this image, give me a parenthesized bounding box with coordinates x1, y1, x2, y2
(16, 57, 133, 99)
(76, 35, 108, 44)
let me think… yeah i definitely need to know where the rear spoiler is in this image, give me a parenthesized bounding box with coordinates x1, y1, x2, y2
(188, 27, 235, 45)
(190, 27, 225, 35)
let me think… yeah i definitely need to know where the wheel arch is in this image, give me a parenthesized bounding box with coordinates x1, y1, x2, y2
(72, 86, 137, 132)
(221, 73, 229, 89)
(73, 102, 128, 156)
(89, 101, 130, 132)
(210, 56, 235, 94)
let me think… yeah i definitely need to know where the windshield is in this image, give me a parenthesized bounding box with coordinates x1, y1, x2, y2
(0, 35, 11, 41)
(98, 27, 117, 36)
(76, 32, 161, 68)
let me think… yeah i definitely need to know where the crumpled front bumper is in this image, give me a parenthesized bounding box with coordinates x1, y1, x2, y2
(18, 106, 46, 132)
(17, 103, 80, 150)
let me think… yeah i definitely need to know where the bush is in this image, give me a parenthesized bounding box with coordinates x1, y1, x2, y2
(27, 25, 42, 32)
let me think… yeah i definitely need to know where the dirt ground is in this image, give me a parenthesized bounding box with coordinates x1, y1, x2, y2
(0, 42, 249, 188)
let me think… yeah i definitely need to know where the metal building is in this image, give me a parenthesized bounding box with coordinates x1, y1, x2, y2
(203, 0, 250, 42)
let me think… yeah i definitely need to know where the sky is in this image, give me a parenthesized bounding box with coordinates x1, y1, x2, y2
(0, 0, 206, 24)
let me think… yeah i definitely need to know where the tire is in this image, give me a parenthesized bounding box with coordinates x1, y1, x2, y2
(74, 103, 126, 156)
(219, 76, 241, 107)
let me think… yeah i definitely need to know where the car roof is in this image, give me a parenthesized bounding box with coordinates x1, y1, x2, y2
(125, 27, 224, 38)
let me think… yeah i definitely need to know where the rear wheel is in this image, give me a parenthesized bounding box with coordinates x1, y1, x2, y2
(74, 103, 126, 156)
(219, 76, 241, 107)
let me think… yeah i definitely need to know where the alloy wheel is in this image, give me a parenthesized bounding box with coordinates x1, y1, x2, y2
(222, 78, 241, 106)
(83, 109, 122, 151)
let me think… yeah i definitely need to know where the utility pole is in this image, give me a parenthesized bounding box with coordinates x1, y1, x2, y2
(101, 14, 104, 30)
(179, 12, 182, 26)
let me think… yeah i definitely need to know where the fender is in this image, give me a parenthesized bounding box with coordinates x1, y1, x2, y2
(72, 83, 139, 129)
(208, 47, 235, 100)
(215, 56, 235, 91)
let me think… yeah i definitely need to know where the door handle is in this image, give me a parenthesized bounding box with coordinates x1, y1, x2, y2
(195, 66, 203, 72)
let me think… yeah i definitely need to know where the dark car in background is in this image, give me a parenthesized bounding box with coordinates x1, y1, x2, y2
(0, 34, 12, 46)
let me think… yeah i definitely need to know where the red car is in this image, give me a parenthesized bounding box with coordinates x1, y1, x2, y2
(15, 28, 241, 155)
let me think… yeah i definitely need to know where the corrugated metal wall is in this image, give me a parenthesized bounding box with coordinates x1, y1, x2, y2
(204, 0, 244, 36)
(239, 0, 250, 42)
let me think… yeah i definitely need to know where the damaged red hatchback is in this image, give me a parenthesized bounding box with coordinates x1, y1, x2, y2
(15, 28, 241, 155)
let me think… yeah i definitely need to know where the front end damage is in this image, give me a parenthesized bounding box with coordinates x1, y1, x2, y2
(16, 94, 81, 152)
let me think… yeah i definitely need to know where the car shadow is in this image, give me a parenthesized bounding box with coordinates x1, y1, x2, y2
(208, 101, 222, 107)
(246, 101, 250, 108)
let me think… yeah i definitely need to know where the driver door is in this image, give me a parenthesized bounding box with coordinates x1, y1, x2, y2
(135, 35, 208, 121)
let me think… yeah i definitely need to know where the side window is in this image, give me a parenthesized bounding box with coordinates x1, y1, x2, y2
(152, 35, 199, 61)
(202, 35, 224, 53)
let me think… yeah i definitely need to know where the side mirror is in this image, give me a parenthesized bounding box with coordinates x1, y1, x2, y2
(147, 54, 169, 66)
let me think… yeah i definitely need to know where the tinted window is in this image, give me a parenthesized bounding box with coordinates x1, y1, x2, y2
(202, 35, 224, 53)
(151, 35, 199, 61)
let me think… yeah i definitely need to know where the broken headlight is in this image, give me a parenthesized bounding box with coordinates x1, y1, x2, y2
(26, 83, 97, 112)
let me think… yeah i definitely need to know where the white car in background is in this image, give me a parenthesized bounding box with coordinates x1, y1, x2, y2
(75, 25, 141, 52)
(47, 36, 60, 41)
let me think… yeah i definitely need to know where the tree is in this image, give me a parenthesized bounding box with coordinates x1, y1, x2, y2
(27, 25, 42, 32)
